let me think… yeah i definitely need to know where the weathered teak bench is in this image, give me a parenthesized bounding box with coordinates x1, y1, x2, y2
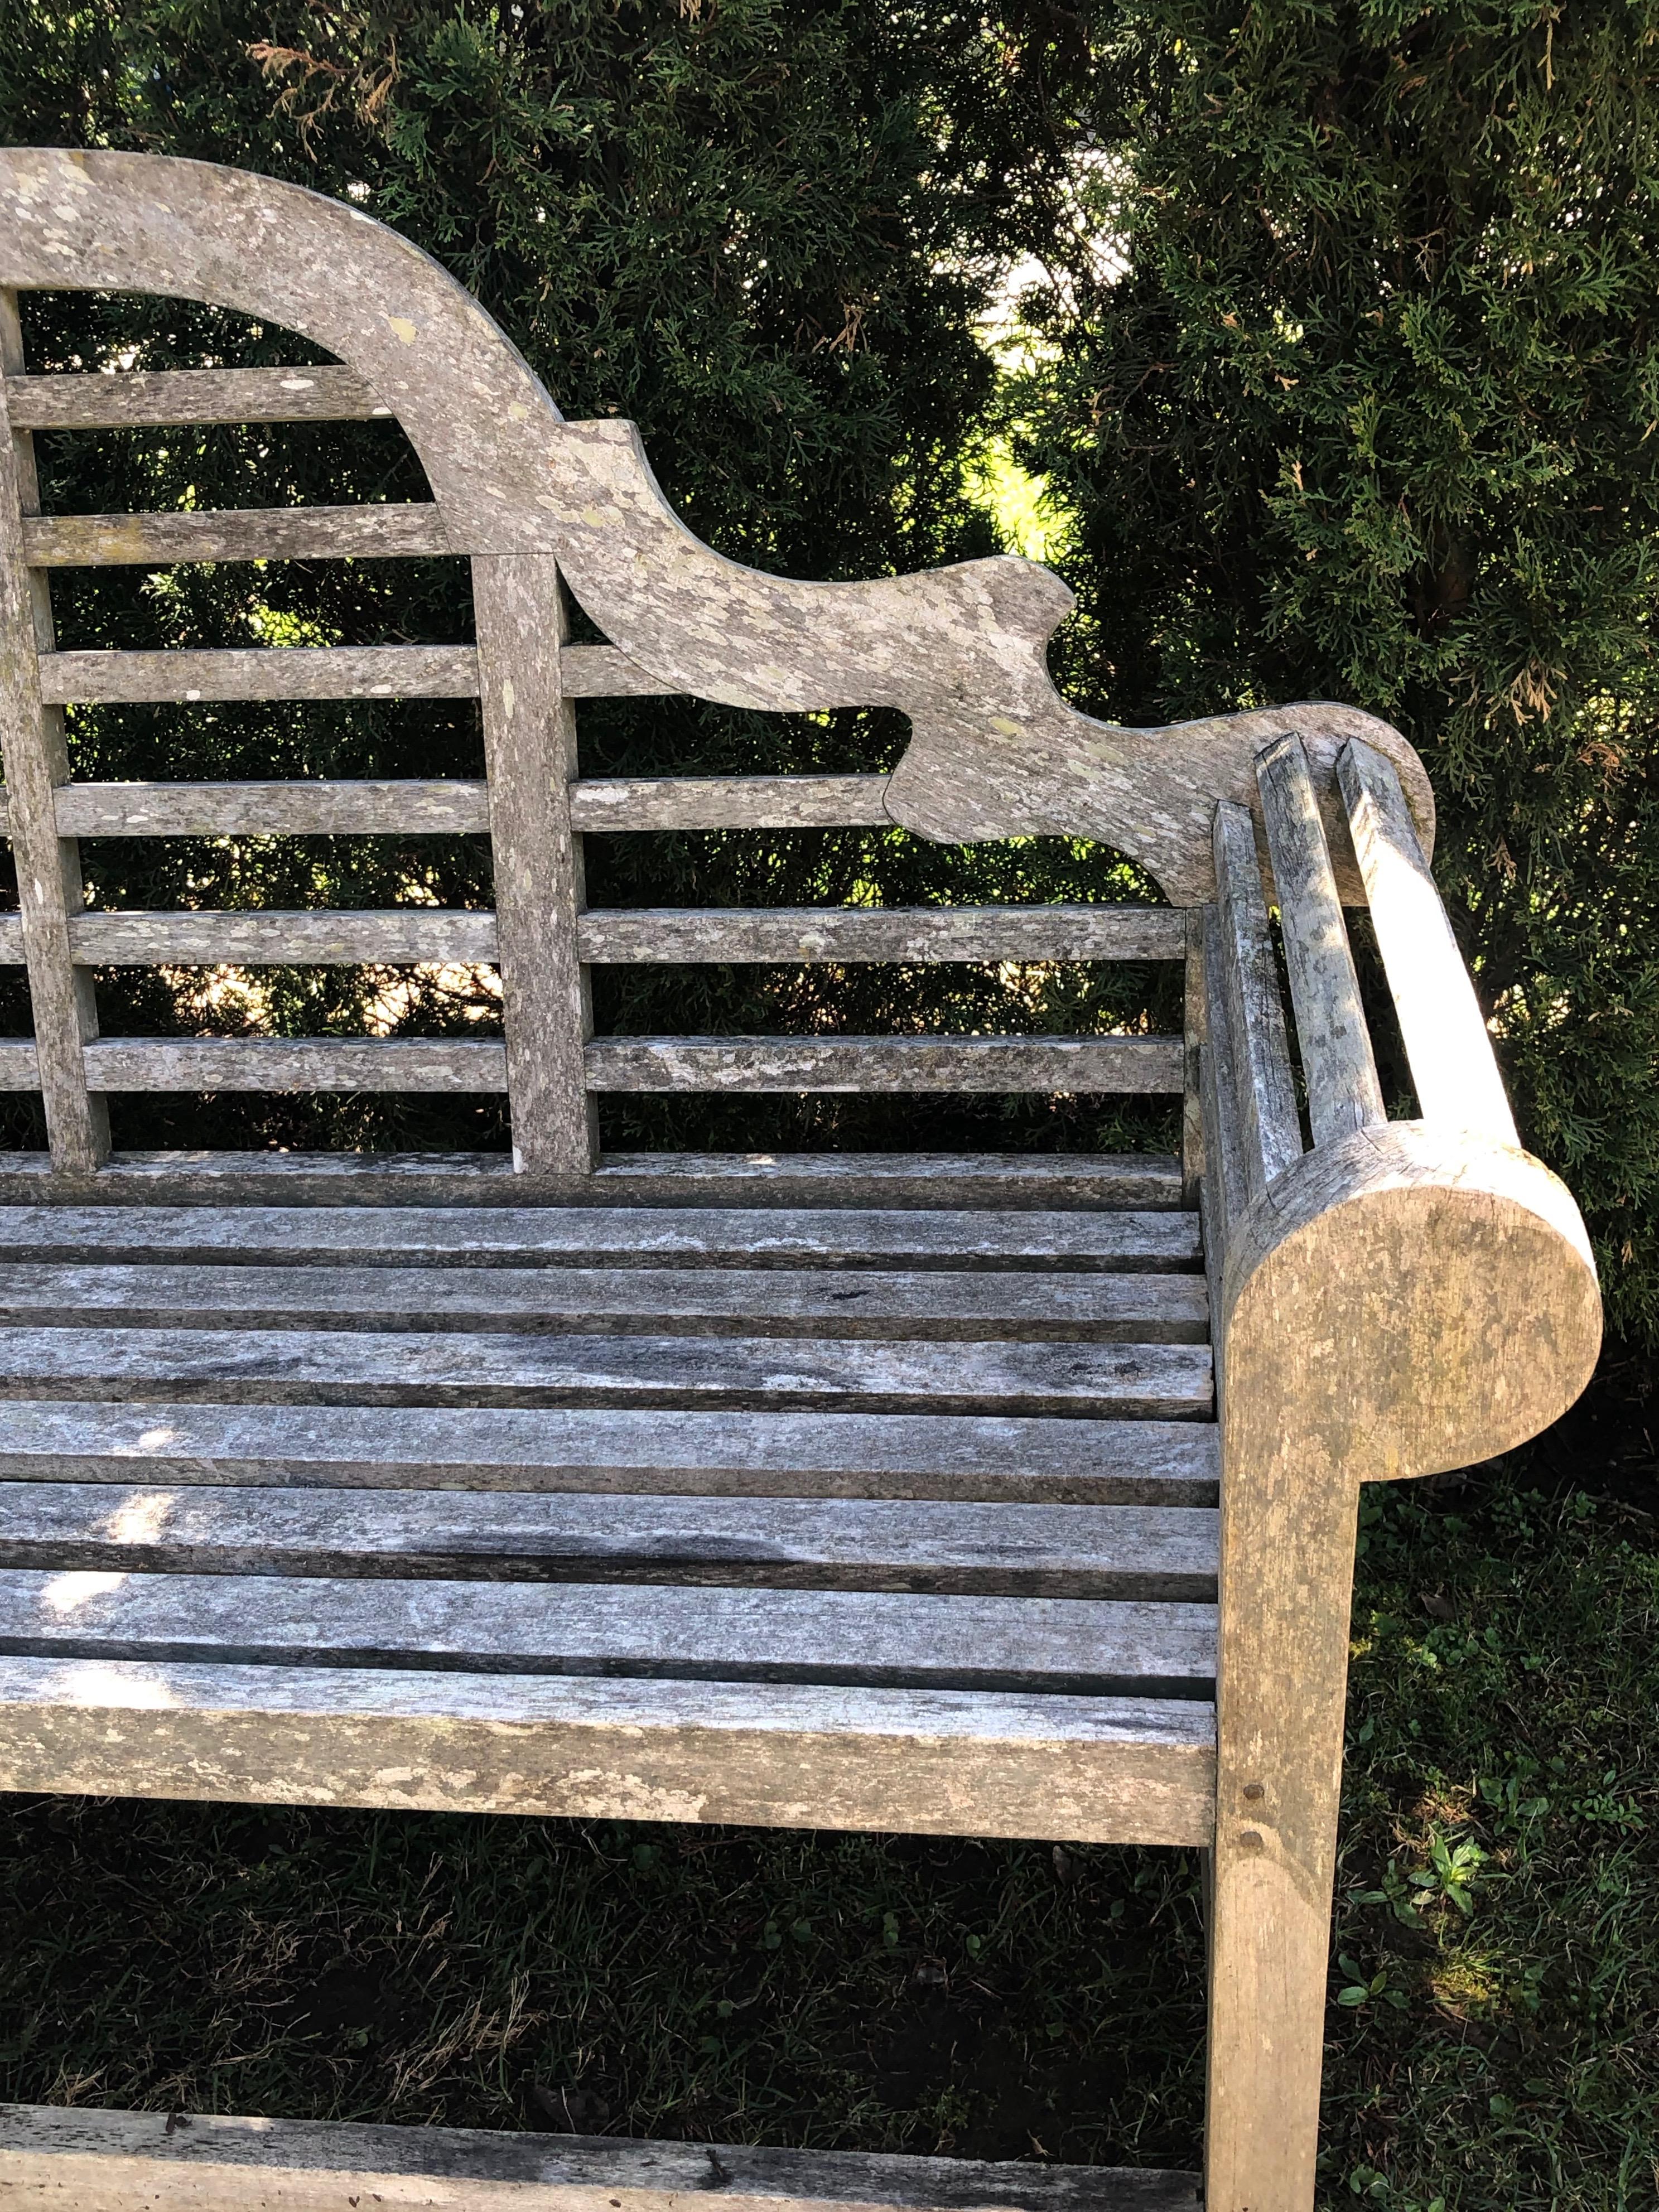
(0, 149, 1602, 2212)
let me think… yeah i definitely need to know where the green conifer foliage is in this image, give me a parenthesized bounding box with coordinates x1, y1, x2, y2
(1011, 2, 1659, 1345)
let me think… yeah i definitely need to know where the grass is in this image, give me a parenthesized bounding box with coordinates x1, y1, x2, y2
(1, 1458, 1655, 2210)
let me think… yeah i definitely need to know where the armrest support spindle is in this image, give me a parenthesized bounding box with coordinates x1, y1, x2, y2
(1256, 735, 1386, 1145)
(1211, 800, 1303, 1196)
(1337, 737, 1517, 1146)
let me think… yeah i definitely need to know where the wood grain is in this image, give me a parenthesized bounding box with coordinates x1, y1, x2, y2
(0, 1258, 1209, 1343)
(0, 291, 108, 1170)
(472, 554, 595, 1171)
(70, 909, 496, 965)
(0, 1146, 1189, 1214)
(0, 1481, 1218, 1597)
(0, 1656, 1217, 1841)
(1255, 734, 1384, 1145)
(38, 644, 480, 703)
(1337, 736, 1517, 1144)
(0, 1402, 1221, 1503)
(54, 779, 492, 837)
(3, 364, 388, 428)
(0, 2104, 1202, 2212)
(80, 1037, 506, 1091)
(585, 1035, 1185, 1094)
(21, 503, 450, 566)
(0, 1323, 1214, 1418)
(0, 1564, 1217, 1694)
(1211, 801, 1302, 1192)
(0, 1199, 1202, 1271)
(568, 774, 890, 830)
(577, 905, 1186, 964)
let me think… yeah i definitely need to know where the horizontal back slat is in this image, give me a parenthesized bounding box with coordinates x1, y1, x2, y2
(0, 1033, 1183, 1095)
(37, 774, 895, 835)
(4, 365, 387, 428)
(22, 504, 450, 566)
(37, 642, 662, 704)
(14, 904, 1185, 968)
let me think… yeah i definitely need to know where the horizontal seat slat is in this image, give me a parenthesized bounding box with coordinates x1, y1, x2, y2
(35, 640, 658, 704)
(0, 1148, 1190, 1211)
(21, 503, 452, 566)
(0, 1260, 1209, 1342)
(0, 1566, 1217, 1693)
(0, 1658, 1216, 1841)
(578, 904, 1187, 964)
(0, 1041, 38, 1088)
(0, 1325, 1213, 1417)
(0, 1482, 1218, 1596)
(0, 1201, 1201, 1270)
(0, 1403, 1219, 1502)
(2, 364, 389, 428)
(0, 2105, 1202, 2212)
(588, 1035, 1186, 1093)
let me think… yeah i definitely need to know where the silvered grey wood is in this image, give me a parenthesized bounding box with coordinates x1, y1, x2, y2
(473, 554, 595, 1170)
(81, 1036, 506, 1090)
(38, 644, 480, 703)
(0, 1324, 1214, 1417)
(33, 643, 665, 707)
(0, 1402, 1220, 1503)
(0, 1146, 1189, 1212)
(0, 1565, 1217, 1694)
(578, 905, 1186, 964)
(587, 1035, 1185, 1093)
(1211, 801, 1303, 1192)
(0, 1259, 1208, 1342)
(0, 1200, 1202, 1270)
(568, 774, 890, 830)
(55, 779, 493, 835)
(71, 909, 497, 965)
(56, 904, 1186, 970)
(21, 503, 451, 566)
(1337, 736, 1517, 1144)
(0, 291, 108, 1169)
(0, 1656, 1217, 1841)
(3, 364, 388, 428)
(1255, 733, 1385, 1144)
(0, 1040, 39, 1086)
(0, 148, 1436, 903)
(0, 1481, 1218, 1597)
(0, 2104, 1200, 2212)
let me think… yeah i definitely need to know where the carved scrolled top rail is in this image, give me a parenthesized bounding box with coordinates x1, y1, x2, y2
(1203, 732, 1600, 1482)
(0, 146, 1434, 903)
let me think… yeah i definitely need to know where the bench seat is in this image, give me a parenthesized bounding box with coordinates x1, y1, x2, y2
(0, 1172, 1218, 1848)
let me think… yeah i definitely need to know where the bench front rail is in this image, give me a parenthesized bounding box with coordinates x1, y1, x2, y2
(0, 148, 1602, 2212)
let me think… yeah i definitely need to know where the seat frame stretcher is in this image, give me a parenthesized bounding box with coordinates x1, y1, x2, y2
(0, 147, 1603, 2212)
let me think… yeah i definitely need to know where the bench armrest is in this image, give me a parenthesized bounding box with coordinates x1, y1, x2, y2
(1201, 732, 1600, 1483)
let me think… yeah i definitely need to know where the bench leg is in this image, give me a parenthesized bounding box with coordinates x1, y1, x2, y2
(1203, 1441, 1360, 2212)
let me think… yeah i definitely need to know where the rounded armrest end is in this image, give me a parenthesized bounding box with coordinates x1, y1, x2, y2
(1220, 1123, 1602, 1484)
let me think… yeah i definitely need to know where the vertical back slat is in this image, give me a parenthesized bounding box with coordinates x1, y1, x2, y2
(0, 292, 107, 1171)
(1255, 733, 1385, 1147)
(472, 554, 596, 1173)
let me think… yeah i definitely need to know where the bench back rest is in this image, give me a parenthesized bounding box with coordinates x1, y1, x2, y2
(0, 149, 1435, 1190)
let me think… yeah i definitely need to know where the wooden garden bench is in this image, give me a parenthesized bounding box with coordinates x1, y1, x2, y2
(0, 149, 1602, 2212)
